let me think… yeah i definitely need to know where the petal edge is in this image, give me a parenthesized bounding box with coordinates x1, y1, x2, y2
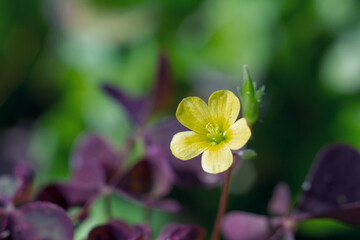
(225, 118, 251, 150)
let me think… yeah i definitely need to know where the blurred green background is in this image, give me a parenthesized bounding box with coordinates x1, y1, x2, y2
(1, 0, 360, 239)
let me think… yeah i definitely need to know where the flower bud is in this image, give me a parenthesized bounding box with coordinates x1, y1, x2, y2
(238, 65, 265, 126)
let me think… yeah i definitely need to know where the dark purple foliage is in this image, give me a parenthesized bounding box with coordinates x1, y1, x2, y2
(113, 157, 179, 212)
(87, 221, 206, 240)
(2, 202, 74, 240)
(88, 220, 151, 240)
(37, 183, 98, 210)
(0, 162, 34, 206)
(37, 134, 117, 209)
(114, 160, 170, 201)
(222, 212, 282, 240)
(102, 85, 151, 126)
(156, 223, 206, 240)
(35, 56, 180, 215)
(0, 164, 74, 240)
(71, 134, 122, 187)
(295, 144, 360, 225)
(144, 198, 181, 212)
(222, 144, 360, 240)
(268, 182, 291, 217)
(151, 53, 173, 113)
(38, 133, 178, 213)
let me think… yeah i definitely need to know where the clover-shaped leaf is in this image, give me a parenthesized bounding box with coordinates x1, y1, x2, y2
(3, 202, 74, 240)
(295, 144, 360, 225)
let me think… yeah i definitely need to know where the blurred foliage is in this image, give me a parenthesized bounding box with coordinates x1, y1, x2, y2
(1, 0, 360, 239)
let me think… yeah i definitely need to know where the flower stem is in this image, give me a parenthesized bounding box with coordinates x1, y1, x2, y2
(210, 166, 232, 240)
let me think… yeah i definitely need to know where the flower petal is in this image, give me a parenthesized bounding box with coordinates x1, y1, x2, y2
(225, 118, 251, 150)
(176, 97, 212, 134)
(148, 117, 226, 188)
(201, 143, 233, 174)
(170, 131, 211, 160)
(208, 90, 240, 130)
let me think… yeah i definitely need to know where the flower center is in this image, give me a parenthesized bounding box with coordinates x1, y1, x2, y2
(206, 123, 225, 144)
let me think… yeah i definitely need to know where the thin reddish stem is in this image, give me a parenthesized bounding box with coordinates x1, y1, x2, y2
(210, 166, 233, 240)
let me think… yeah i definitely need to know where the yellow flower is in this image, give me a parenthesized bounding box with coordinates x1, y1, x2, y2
(170, 90, 251, 174)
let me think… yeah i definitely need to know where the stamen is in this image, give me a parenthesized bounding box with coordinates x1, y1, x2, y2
(206, 123, 225, 144)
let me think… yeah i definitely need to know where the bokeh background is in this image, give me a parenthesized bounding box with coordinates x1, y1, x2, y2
(1, 0, 360, 239)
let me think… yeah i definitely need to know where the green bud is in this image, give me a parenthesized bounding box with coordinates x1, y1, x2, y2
(238, 65, 265, 126)
(240, 149, 257, 160)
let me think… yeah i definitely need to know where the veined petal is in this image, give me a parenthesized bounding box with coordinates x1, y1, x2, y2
(224, 118, 251, 150)
(208, 90, 240, 131)
(176, 97, 212, 135)
(170, 131, 211, 160)
(201, 143, 233, 174)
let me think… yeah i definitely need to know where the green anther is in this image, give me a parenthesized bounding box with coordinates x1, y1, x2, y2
(206, 123, 225, 144)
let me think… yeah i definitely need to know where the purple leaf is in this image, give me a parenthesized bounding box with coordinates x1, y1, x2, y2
(146, 199, 181, 212)
(268, 182, 291, 217)
(151, 53, 173, 113)
(72, 164, 105, 189)
(102, 84, 151, 126)
(222, 212, 281, 240)
(14, 162, 34, 185)
(37, 183, 98, 209)
(13, 162, 35, 205)
(281, 230, 295, 240)
(133, 224, 152, 240)
(157, 223, 206, 240)
(6, 202, 74, 240)
(0, 162, 35, 206)
(88, 225, 122, 240)
(114, 158, 172, 201)
(88, 220, 151, 240)
(295, 144, 360, 225)
(306, 202, 360, 227)
(71, 134, 122, 187)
